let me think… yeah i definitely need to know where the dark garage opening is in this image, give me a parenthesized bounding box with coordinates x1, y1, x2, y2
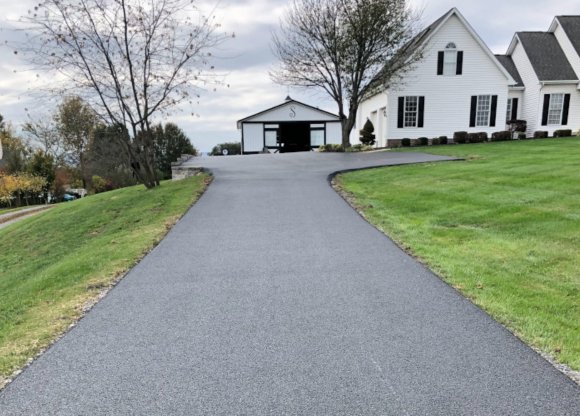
(279, 122, 311, 153)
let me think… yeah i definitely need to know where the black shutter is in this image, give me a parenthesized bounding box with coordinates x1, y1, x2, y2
(541, 94, 550, 126)
(490, 95, 498, 127)
(562, 94, 571, 125)
(469, 96, 477, 127)
(511, 98, 519, 121)
(437, 51, 444, 75)
(418, 97, 425, 128)
(456, 51, 463, 75)
(398, 97, 405, 128)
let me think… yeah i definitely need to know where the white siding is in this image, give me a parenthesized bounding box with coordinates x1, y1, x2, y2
(538, 84, 580, 136)
(325, 122, 342, 145)
(554, 22, 580, 79)
(247, 102, 338, 123)
(352, 92, 389, 147)
(358, 14, 511, 143)
(242, 124, 263, 153)
(511, 40, 542, 136)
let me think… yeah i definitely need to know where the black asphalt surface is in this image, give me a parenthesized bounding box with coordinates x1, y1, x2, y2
(1, 151, 579, 415)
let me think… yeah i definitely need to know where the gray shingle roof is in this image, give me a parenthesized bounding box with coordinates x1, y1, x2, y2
(495, 55, 524, 87)
(557, 16, 580, 57)
(517, 32, 578, 81)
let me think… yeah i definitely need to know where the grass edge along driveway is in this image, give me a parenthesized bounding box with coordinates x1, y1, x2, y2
(336, 138, 580, 373)
(0, 175, 210, 388)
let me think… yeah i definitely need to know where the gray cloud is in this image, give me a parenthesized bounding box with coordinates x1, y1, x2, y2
(1, 0, 579, 152)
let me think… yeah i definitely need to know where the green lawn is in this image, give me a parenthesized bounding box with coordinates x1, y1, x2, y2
(337, 138, 580, 371)
(0, 176, 210, 387)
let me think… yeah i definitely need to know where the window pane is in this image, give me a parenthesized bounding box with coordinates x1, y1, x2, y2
(506, 99, 512, 122)
(476, 95, 491, 127)
(265, 130, 277, 147)
(265, 124, 279, 129)
(548, 94, 564, 125)
(310, 130, 324, 146)
(444, 50, 457, 75)
(404, 96, 418, 127)
(310, 123, 325, 129)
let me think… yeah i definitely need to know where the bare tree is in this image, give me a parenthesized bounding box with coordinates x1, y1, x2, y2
(272, 0, 423, 147)
(23, 115, 66, 165)
(19, 0, 230, 188)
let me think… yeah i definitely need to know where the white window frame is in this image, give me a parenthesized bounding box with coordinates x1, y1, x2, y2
(547, 93, 564, 125)
(475, 95, 491, 127)
(443, 42, 457, 76)
(506, 98, 513, 123)
(404, 96, 419, 128)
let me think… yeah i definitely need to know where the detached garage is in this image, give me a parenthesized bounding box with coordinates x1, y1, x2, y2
(237, 97, 342, 154)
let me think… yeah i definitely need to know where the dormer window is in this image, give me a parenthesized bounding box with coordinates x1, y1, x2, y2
(437, 43, 464, 76)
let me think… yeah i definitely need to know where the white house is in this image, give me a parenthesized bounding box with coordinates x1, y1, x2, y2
(499, 16, 580, 137)
(355, 9, 580, 146)
(237, 97, 342, 154)
(354, 8, 515, 147)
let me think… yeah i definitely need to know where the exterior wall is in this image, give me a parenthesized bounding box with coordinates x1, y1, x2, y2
(326, 122, 342, 145)
(242, 124, 264, 153)
(352, 92, 389, 147)
(358, 14, 511, 143)
(538, 84, 580, 135)
(554, 22, 580, 78)
(510, 40, 542, 136)
(248, 102, 339, 123)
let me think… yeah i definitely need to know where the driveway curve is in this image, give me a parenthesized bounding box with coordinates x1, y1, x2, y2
(1, 151, 579, 415)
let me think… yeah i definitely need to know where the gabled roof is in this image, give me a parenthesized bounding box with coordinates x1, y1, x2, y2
(554, 16, 580, 57)
(402, 8, 515, 84)
(237, 99, 340, 128)
(495, 55, 524, 87)
(514, 32, 578, 82)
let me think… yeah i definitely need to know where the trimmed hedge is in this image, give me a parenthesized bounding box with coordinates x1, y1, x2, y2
(553, 129, 572, 138)
(491, 131, 512, 142)
(431, 138, 440, 145)
(534, 131, 549, 139)
(517, 133, 527, 140)
(467, 132, 488, 143)
(318, 144, 345, 152)
(418, 137, 429, 146)
(439, 136, 448, 145)
(453, 131, 468, 144)
(401, 138, 411, 147)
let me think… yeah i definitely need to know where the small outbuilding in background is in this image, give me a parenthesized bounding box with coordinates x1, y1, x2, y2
(237, 97, 342, 154)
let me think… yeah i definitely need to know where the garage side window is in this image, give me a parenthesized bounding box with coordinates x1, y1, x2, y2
(264, 124, 279, 147)
(310, 123, 325, 146)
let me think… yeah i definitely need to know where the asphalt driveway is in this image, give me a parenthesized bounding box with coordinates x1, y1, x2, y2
(1, 151, 579, 415)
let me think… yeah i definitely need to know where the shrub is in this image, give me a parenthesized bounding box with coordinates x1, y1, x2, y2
(491, 131, 512, 142)
(553, 129, 572, 138)
(91, 175, 112, 194)
(431, 138, 440, 146)
(439, 136, 448, 145)
(453, 131, 468, 144)
(346, 144, 373, 153)
(418, 137, 429, 146)
(359, 119, 376, 146)
(533, 131, 548, 139)
(467, 132, 488, 143)
(319, 144, 345, 152)
(517, 133, 527, 140)
(401, 138, 411, 147)
(508, 120, 527, 133)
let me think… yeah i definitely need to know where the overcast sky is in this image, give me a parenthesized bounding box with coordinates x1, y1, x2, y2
(1, 0, 580, 152)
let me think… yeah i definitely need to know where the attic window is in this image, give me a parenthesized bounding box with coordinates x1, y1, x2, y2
(444, 43, 457, 75)
(437, 42, 463, 76)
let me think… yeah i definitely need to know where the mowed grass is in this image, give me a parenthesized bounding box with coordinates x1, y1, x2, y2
(337, 138, 580, 370)
(0, 175, 210, 386)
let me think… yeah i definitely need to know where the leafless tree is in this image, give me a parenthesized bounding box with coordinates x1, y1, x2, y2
(272, 0, 423, 147)
(19, 0, 230, 187)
